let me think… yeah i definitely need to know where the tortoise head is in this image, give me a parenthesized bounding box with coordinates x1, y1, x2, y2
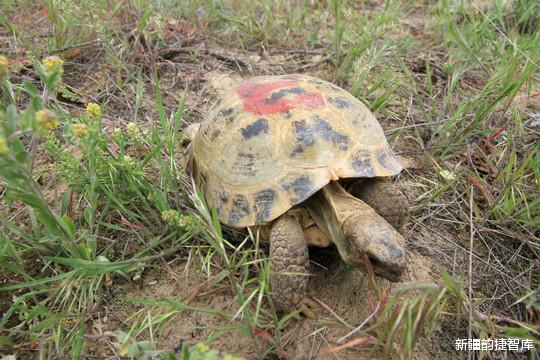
(341, 215, 406, 282)
(304, 181, 406, 282)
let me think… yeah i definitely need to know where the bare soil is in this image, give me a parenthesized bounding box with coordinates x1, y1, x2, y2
(93, 223, 449, 359)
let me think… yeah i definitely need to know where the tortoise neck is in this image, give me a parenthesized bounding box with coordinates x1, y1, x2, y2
(303, 181, 360, 247)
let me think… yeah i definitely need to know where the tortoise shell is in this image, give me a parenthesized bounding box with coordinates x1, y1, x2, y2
(191, 74, 402, 228)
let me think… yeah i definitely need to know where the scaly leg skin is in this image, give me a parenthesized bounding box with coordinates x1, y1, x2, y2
(346, 178, 409, 230)
(270, 214, 317, 318)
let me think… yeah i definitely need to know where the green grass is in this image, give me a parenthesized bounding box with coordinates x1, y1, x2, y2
(1, 0, 539, 359)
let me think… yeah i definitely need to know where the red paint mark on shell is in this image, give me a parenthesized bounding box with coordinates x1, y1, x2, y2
(234, 77, 324, 115)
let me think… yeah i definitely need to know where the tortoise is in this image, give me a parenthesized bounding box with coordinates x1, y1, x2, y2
(185, 74, 408, 316)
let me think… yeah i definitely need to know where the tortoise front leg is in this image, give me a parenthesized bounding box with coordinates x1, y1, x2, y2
(269, 214, 316, 318)
(346, 178, 409, 230)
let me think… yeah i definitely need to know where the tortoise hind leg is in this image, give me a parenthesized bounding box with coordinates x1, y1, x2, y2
(347, 178, 409, 230)
(269, 214, 315, 317)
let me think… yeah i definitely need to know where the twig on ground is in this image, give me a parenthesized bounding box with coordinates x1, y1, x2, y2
(337, 301, 381, 344)
(313, 297, 354, 329)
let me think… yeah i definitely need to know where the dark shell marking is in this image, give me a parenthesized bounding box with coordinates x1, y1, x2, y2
(313, 116, 349, 150)
(240, 118, 269, 139)
(266, 87, 305, 103)
(253, 188, 276, 222)
(228, 194, 251, 225)
(351, 151, 375, 177)
(214, 190, 230, 215)
(235, 152, 256, 174)
(212, 107, 237, 128)
(378, 148, 400, 173)
(281, 176, 314, 204)
(328, 96, 352, 109)
(290, 116, 349, 157)
(290, 120, 315, 157)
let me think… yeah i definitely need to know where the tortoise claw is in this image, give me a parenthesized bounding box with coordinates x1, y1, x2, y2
(295, 297, 320, 319)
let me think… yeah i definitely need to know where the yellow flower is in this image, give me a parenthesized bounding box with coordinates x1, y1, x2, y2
(122, 155, 135, 169)
(73, 123, 87, 137)
(161, 209, 180, 224)
(42, 56, 64, 73)
(111, 127, 123, 143)
(0, 137, 9, 156)
(0, 55, 8, 77)
(126, 122, 140, 137)
(161, 210, 199, 231)
(36, 109, 59, 130)
(86, 102, 101, 118)
(195, 342, 209, 354)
